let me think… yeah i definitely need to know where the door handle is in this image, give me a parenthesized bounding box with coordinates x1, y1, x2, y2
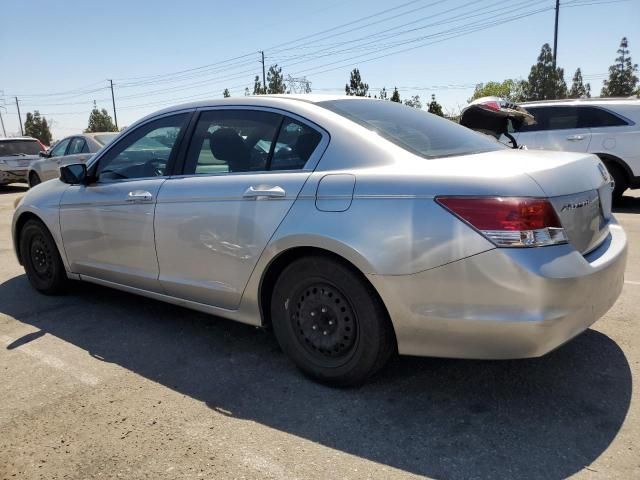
(127, 190, 153, 202)
(566, 135, 585, 141)
(243, 185, 286, 199)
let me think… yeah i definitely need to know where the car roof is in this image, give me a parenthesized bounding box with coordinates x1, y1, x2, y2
(520, 97, 640, 107)
(0, 136, 40, 142)
(129, 95, 374, 130)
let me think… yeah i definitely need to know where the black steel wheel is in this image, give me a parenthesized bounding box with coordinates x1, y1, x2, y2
(271, 255, 395, 386)
(291, 281, 359, 367)
(19, 219, 68, 294)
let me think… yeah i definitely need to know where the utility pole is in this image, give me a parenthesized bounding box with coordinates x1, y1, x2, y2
(15, 97, 23, 136)
(0, 107, 6, 137)
(260, 51, 267, 94)
(553, 0, 560, 69)
(109, 79, 119, 130)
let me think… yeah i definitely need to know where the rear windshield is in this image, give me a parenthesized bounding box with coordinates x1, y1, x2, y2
(0, 139, 41, 156)
(318, 99, 504, 159)
(94, 133, 118, 146)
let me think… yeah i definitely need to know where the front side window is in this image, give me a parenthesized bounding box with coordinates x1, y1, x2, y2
(185, 110, 282, 175)
(95, 113, 188, 182)
(318, 99, 502, 159)
(67, 137, 87, 155)
(50, 138, 71, 157)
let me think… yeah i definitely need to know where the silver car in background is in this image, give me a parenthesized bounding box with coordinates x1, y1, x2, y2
(0, 137, 44, 186)
(11, 96, 627, 386)
(28, 132, 118, 186)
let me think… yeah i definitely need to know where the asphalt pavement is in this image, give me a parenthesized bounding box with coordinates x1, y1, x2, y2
(0, 184, 638, 480)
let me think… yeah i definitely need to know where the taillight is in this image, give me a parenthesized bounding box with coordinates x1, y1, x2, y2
(436, 196, 567, 247)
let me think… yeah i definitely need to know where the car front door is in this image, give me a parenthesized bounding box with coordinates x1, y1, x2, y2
(59, 113, 191, 292)
(517, 106, 592, 152)
(40, 138, 71, 181)
(154, 108, 327, 309)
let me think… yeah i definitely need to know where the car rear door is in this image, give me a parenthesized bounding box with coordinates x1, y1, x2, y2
(517, 106, 592, 152)
(154, 108, 327, 310)
(59, 112, 191, 292)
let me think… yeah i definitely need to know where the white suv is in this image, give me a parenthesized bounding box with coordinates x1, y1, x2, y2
(515, 98, 640, 199)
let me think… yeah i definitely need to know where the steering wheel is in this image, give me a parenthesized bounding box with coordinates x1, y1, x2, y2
(98, 169, 128, 180)
(143, 158, 166, 177)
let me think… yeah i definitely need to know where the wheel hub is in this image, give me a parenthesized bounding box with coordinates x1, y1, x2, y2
(292, 283, 357, 359)
(30, 237, 52, 278)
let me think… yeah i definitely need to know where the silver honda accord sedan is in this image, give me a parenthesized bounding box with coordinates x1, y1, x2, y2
(11, 95, 627, 386)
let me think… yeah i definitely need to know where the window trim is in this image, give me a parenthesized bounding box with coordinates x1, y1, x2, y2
(175, 106, 330, 178)
(85, 110, 195, 184)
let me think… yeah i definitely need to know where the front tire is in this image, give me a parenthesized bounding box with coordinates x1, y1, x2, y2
(606, 163, 627, 201)
(271, 256, 395, 386)
(29, 172, 41, 188)
(19, 219, 68, 295)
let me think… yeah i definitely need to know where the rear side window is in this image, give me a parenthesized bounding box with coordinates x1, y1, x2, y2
(184, 110, 323, 175)
(318, 99, 502, 159)
(270, 119, 322, 171)
(578, 107, 628, 128)
(0, 140, 41, 156)
(68, 137, 87, 155)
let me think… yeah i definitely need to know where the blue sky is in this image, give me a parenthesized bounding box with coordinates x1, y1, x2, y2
(1, 0, 639, 139)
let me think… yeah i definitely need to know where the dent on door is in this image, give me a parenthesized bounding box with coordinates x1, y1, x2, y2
(154, 172, 311, 310)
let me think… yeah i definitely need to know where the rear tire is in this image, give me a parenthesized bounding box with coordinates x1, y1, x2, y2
(605, 163, 627, 202)
(19, 219, 68, 295)
(29, 172, 41, 188)
(270, 255, 395, 387)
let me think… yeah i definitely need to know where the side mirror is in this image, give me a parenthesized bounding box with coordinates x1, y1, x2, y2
(59, 163, 87, 185)
(39, 150, 51, 158)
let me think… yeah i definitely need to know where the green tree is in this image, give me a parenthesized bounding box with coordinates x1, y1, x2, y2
(23, 110, 52, 145)
(378, 87, 388, 100)
(601, 37, 639, 97)
(85, 107, 117, 133)
(403, 95, 422, 109)
(345, 68, 369, 96)
(568, 68, 591, 98)
(525, 43, 567, 100)
(223, 88, 230, 98)
(244, 87, 250, 96)
(427, 94, 444, 116)
(468, 79, 528, 103)
(267, 64, 286, 94)
(390, 87, 401, 103)
(253, 76, 264, 95)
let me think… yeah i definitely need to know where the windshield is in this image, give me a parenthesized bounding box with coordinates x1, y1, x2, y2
(0, 139, 41, 156)
(318, 99, 504, 159)
(94, 133, 118, 146)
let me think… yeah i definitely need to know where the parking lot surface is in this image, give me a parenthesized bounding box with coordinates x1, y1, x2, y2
(1, 184, 639, 480)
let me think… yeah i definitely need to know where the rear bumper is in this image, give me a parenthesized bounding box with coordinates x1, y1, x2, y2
(369, 220, 627, 359)
(0, 166, 28, 184)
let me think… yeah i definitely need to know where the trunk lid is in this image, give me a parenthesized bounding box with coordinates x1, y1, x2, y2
(516, 150, 612, 254)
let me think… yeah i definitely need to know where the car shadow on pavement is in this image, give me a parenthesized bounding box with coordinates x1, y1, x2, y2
(0, 275, 631, 480)
(613, 194, 640, 214)
(0, 185, 28, 194)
